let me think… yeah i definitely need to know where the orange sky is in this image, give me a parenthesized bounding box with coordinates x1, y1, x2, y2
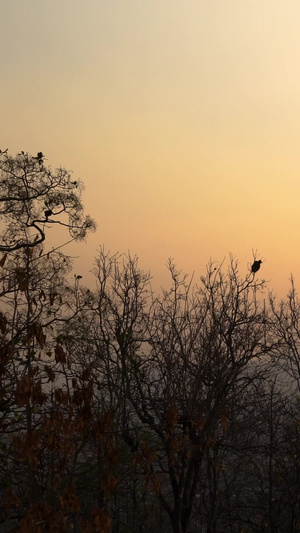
(2, 1, 300, 296)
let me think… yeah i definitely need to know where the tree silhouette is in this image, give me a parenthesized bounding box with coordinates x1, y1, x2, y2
(0, 150, 96, 252)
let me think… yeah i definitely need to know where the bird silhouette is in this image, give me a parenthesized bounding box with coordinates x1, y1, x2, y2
(251, 260, 262, 273)
(44, 209, 52, 219)
(33, 152, 44, 166)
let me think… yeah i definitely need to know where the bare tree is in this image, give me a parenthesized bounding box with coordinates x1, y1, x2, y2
(269, 277, 300, 392)
(75, 252, 269, 533)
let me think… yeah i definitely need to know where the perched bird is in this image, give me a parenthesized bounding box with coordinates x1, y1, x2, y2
(33, 152, 44, 166)
(44, 209, 52, 219)
(251, 260, 262, 273)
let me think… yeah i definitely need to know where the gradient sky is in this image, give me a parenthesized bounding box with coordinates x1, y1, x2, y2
(2, 0, 300, 295)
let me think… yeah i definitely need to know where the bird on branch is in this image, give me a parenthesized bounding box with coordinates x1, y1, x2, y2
(44, 209, 53, 219)
(251, 260, 262, 273)
(33, 152, 44, 165)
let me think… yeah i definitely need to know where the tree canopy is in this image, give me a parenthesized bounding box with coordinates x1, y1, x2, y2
(0, 149, 95, 252)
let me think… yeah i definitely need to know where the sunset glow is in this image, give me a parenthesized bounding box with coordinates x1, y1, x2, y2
(2, 0, 300, 295)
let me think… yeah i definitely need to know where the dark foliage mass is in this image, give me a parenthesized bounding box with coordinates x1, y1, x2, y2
(0, 151, 300, 533)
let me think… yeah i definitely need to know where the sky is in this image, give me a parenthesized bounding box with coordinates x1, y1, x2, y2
(1, 0, 300, 296)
